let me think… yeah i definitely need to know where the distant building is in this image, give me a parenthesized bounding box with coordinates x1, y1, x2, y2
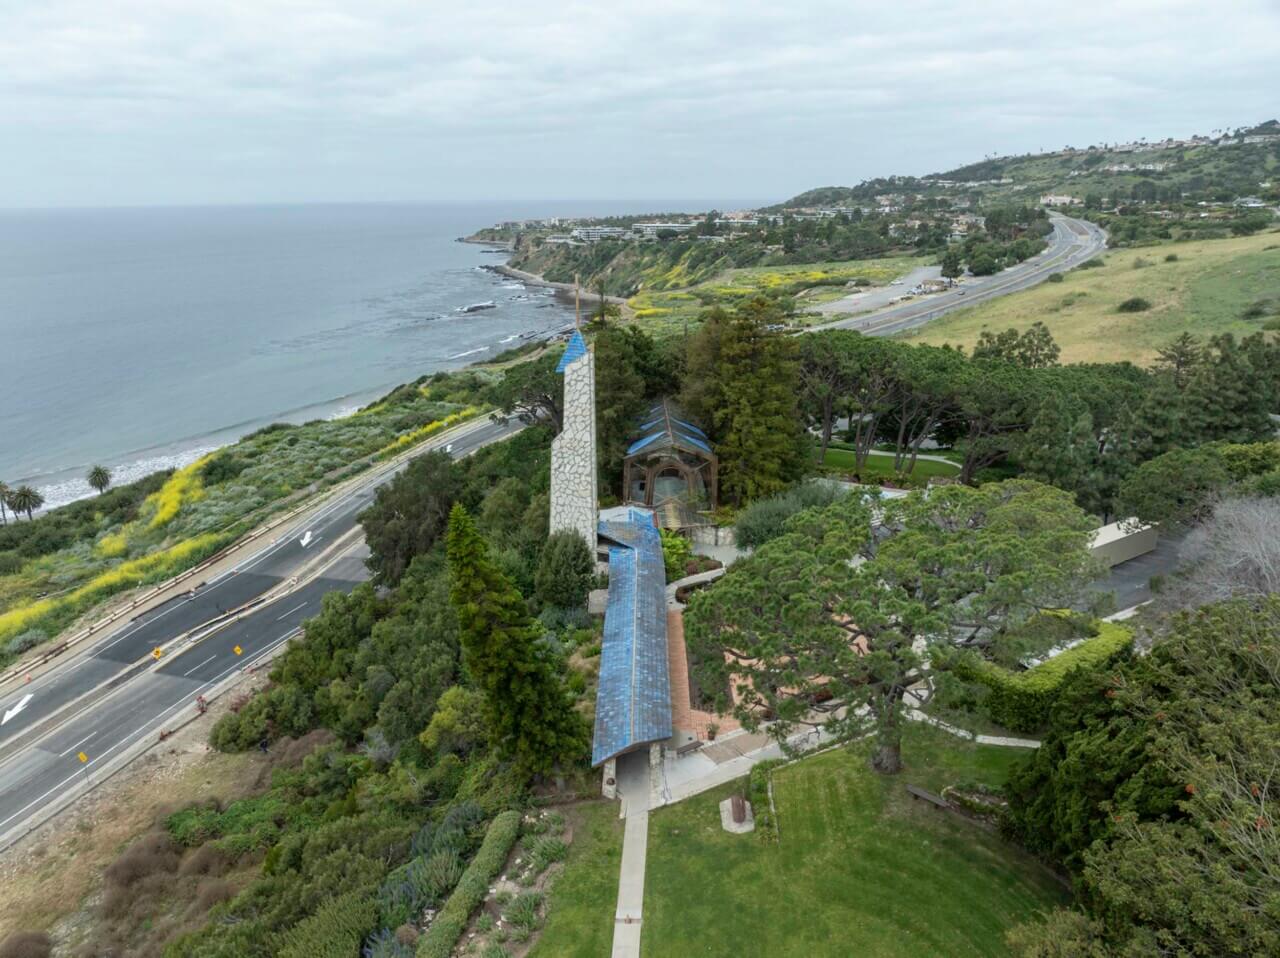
(1039, 194, 1081, 207)
(570, 226, 631, 242)
(632, 221, 696, 238)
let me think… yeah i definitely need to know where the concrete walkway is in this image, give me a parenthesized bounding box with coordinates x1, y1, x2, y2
(611, 750, 652, 958)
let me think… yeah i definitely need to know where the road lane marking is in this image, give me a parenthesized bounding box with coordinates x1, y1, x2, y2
(59, 730, 97, 757)
(2, 694, 33, 725)
(0, 628, 302, 836)
(276, 601, 308, 621)
(182, 654, 217, 677)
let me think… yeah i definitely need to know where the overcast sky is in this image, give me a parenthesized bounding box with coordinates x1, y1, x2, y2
(3, 0, 1278, 208)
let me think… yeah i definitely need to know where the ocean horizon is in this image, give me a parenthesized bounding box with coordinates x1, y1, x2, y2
(0, 200, 753, 510)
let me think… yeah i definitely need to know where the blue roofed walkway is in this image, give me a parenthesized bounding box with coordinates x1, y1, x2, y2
(592, 508, 672, 768)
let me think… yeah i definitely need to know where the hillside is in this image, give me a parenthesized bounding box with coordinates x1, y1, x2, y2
(907, 229, 1280, 364)
(781, 122, 1280, 209)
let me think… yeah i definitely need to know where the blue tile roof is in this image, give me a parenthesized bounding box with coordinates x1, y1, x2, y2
(591, 508, 672, 767)
(556, 331, 588, 373)
(625, 400, 714, 459)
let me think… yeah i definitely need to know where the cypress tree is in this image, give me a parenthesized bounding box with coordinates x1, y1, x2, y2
(445, 504, 585, 776)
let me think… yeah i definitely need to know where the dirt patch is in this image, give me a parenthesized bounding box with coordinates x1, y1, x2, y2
(0, 673, 270, 950)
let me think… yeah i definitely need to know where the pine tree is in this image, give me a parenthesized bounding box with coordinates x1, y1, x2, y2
(684, 297, 806, 504)
(446, 504, 585, 776)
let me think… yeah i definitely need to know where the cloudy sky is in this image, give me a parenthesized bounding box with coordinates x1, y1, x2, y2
(3, 0, 1278, 208)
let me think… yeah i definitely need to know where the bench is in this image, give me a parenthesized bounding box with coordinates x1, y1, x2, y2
(906, 784, 951, 809)
(676, 739, 704, 757)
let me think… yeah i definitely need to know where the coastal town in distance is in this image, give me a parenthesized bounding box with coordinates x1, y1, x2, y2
(1, 4, 1278, 957)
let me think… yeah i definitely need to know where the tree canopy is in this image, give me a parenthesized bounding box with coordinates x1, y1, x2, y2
(686, 479, 1097, 773)
(445, 504, 585, 776)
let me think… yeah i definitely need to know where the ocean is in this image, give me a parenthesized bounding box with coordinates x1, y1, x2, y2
(0, 201, 730, 510)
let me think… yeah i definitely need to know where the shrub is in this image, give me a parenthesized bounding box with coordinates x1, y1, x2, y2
(275, 892, 378, 958)
(1164, 253, 1179, 262)
(104, 830, 180, 888)
(1047, 272, 1064, 283)
(504, 891, 543, 932)
(749, 759, 785, 842)
(0, 551, 22, 575)
(1116, 297, 1152, 313)
(658, 528, 693, 582)
(526, 835, 567, 874)
(1131, 256, 1152, 269)
(953, 622, 1133, 732)
(0, 932, 52, 958)
(190, 878, 235, 914)
(534, 529, 594, 608)
(734, 482, 843, 550)
(415, 810, 521, 958)
(363, 927, 416, 958)
(1078, 257, 1105, 269)
(4, 629, 45, 658)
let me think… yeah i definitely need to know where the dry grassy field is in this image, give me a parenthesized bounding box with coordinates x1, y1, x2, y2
(907, 230, 1280, 365)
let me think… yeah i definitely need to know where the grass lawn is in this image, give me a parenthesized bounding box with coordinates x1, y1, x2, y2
(527, 801, 624, 957)
(820, 445, 962, 481)
(906, 230, 1280, 364)
(641, 724, 1066, 958)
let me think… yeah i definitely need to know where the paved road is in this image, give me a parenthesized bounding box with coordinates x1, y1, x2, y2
(0, 418, 521, 841)
(808, 213, 1107, 338)
(0, 550, 370, 842)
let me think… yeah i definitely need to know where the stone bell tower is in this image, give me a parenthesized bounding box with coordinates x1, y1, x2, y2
(549, 329, 598, 553)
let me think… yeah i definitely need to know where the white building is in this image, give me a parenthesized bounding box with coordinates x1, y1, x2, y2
(570, 226, 631, 242)
(632, 222, 696, 238)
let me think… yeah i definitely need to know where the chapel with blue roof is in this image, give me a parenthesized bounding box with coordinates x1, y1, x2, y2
(549, 330, 719, 796)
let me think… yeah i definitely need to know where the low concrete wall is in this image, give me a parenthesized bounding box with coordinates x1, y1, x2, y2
(1090, 520, 1159, 568)
(691, 526, 735, 547)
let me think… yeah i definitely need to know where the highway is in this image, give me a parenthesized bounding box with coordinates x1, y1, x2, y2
(809, 212, 1107, 338)
(0, 417, 521, 845)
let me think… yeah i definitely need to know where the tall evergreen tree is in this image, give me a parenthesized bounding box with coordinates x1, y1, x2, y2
(445, 504, 585, 776)
(593, 326, 650, 496)
(683, 297, 806, 504)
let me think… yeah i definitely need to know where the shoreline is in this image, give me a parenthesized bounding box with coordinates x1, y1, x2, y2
(20, 256, 577, 515)
(489, 262, 633, 312)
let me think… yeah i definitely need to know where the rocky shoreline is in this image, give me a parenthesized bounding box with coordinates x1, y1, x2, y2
(486, 262, 631, 309)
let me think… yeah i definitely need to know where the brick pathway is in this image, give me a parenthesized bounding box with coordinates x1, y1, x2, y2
(666, 609, 739, 741)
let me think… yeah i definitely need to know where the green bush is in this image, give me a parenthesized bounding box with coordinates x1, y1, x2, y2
(1164, 253, 1179, 262)
(1047, 272, 1064, 283)
(749, 759, 785, 842)
(734, 482, 843, 550)
(534, 529, 594, 608)
(954, 622, 1133, 732)
(1078, 257, 1105, 269)
(525, 835, 567, 874)
(658, 528, 693, 581)
(1116, 297, 1152, 313)
(416, 810, 521, 958)
(273, 891, 378, 958)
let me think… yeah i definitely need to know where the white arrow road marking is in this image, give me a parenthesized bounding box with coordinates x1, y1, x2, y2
(299, 530, 313, 548)
(2, 694, 33, 725)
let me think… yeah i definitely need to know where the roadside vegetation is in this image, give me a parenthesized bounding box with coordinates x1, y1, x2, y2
(0, 385, 485, 667)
